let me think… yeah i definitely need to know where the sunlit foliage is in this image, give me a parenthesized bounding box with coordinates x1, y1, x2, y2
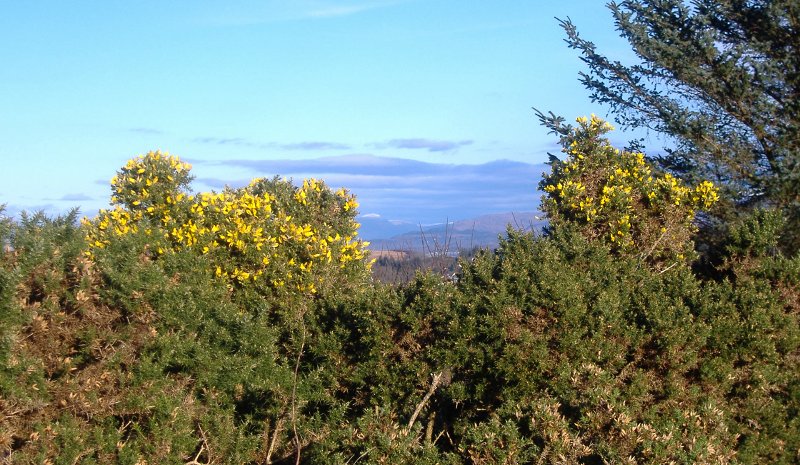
(540, 115, 719, 269)
(83, 151, 371, 295)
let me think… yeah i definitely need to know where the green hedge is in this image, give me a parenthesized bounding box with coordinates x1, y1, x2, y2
(1, 157, 798, 463)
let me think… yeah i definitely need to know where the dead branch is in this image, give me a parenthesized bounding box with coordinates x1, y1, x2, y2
(265, 417, 284, 464)
(185, 425, 211, 465)
(291, 327, 307, 465)
(407, 371, 444, 432)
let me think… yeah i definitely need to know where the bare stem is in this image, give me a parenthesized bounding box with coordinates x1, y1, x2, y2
(407, 371, 443, 432)
(291, 327, 307, 465)
(185, 425, 210, 465)
(266, 417, 283, 465)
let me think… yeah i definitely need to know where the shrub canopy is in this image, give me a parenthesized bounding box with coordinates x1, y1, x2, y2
(540, 115, 719, 269)
(557, 0, 800, 253)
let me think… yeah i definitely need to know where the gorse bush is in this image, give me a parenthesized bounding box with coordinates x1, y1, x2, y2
(1, 152, 377, 463)
(84, 151, 371, 295)
(2, 137, 798, 463)
(541, 115, 719, 269)
(556, 0, 800, 254)
(448, 227, 800, 464)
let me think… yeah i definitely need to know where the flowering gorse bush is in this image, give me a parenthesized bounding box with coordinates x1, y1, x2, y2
(541, 115, 719, 268)
(83, 151, 371, 296)
(5, 144, 800, 463)
(110, 151, 193, 210)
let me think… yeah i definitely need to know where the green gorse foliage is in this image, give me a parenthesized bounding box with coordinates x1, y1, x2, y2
(451, 227, 799, 463)
(1, 136, 798, 463)
(540, 115, 719, 269)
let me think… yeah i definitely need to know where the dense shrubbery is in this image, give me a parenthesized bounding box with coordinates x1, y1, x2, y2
(84, 151, 370, 295)
(540, 115, 719, 270)
(1, 153, 375, 463)
(1, 128, 798, 463)
(451, 227, 799, 463)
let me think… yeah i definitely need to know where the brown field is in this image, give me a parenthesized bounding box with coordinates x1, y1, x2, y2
(368, 249, 410, 261)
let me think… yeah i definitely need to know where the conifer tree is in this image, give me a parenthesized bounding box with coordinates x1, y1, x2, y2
(556, 0, 799, 252)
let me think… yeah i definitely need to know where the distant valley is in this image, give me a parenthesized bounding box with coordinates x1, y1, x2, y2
(361, 211, 546, 253)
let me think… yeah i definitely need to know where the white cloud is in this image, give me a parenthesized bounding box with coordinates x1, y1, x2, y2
(375, 138, 473, 152)
(308, 4, 371, 17)
(194, 0, 414, 25)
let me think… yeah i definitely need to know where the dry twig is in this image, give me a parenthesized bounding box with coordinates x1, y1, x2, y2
(185, 425, 211, 465)
(407, 371, 444, 432)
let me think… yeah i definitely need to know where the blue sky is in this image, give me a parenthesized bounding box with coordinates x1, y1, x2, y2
(0, 1, 639, 227)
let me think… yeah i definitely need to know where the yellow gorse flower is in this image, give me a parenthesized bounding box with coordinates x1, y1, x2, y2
(84, 152, 371, 294)
(540, 116, 719, 267)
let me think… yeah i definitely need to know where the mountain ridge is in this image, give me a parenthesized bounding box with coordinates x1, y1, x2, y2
(362, 211, 545, 253)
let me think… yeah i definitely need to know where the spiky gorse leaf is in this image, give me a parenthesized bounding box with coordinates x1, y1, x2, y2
(541, 115, 719, 269)
(83, 151, 371, 295)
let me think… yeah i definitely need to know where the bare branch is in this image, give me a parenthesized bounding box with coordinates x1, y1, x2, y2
(407, 371, 444, 432)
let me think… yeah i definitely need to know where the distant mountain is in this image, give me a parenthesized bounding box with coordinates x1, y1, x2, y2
(356, 216, 417, 240)
(365, 211, 546, 253)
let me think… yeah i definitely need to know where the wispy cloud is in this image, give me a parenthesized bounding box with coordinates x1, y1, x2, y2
(192, 134, 471, 154)
(193, 137, 261, 148)
(375, 138, 473, 152)
(281, 141, 352, 151)
(59, 193, 94, 201)
(192, 136, 350, 151)
(128, 127, 165, 135)
(308, 0, 414, 18)
(195, 0, 413, 26)
(308, 4, 374, 18)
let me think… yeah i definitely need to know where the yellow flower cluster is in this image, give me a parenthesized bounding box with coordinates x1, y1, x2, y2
(84, 152, 371, 294)
(575, 114, 615, 132)
(84, 206, 142, 249)
(541, 116, 719, 265)
(337, 188, 360, 212)
(110, 151, 193, 210)
(295, 178, 321, 205)
(692, 180, 720, 209)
